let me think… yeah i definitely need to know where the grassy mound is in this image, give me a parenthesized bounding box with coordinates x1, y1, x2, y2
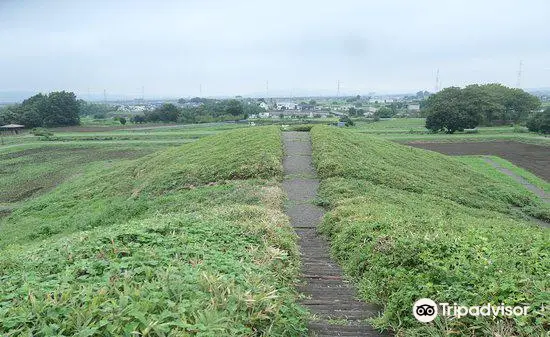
(312, 126, 548, 219)
(0, 127, 307, 336)
(311, 126, 549, 336)
(1, 127, 283, 246)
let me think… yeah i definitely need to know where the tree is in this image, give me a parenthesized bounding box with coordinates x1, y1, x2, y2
(526, 107, 550, 134)
(374, 106, 395, 118)
(156, 103, 180, 122)
(130, 115, 146, 124)
(5, 91, 80, 127)
(119, 117, 127, 125)
(226, 99, 243, 116)
(462, 84, 540, 125)
(43, 91, 80, 127)
(348, 107, 357, 116)
(424, 87, 481, 133)
(339, 116, 354, 126)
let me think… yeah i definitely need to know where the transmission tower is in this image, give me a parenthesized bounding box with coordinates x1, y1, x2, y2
(435, 69, 440, 92)
(516, 61, 523, 88)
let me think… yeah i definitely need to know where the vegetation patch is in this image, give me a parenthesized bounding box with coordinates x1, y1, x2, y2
(311, 126, 549, 336)
(311, 126, 548, 219)
(0, 126, 307, 336)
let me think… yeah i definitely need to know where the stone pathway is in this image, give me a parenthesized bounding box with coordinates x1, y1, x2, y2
(282, 132, 387, 337)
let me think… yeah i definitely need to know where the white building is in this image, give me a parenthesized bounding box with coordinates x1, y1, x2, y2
(276, 102, 297, 110)
(259, 102, 269, 110)
(407, 104, 420, 111)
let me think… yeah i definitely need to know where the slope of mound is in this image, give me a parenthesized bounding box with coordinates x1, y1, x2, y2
(0, 127, 283, 246)
(310, 126, 549, 336)
(0, 126, 307, 336)
(311, 126, 548, 219)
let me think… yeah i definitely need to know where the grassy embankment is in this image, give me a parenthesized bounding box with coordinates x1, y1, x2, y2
(311, 126, 549, 336)
(0, 127, 307, 336)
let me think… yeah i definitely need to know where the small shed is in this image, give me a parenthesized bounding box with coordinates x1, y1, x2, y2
(0, 124, 25, 134)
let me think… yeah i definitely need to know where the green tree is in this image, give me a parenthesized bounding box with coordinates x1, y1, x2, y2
(339, 116, 354, 126)
(526, 107, 550, 134)
(374, 106, 395, 118)
(226, 99, 243, 116)
(424, 87, 481, 133)
(462, 84, 540, 124)
(43, 91, 80, 127)
(119, 117, 127, 125)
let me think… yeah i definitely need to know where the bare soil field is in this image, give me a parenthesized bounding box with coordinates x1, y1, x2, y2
(407, 141, 550, 181)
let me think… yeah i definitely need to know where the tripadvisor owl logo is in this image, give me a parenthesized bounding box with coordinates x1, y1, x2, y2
(412, 298, 533, 322)
(413, 298, 438, 322)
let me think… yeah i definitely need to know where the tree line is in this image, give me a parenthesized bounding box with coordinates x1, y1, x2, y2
(424, 84, 543, 133)
(0, 91, 80, 127)
(130, 99, 264, 124)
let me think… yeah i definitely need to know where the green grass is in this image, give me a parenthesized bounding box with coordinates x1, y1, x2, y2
(352, 118, 550, 145)
(0, 146, 156, 204)
(311, 126, 548, 220)
(475, 156, 550, 193)
(0, 126, 307, 336)
(310, 125, 549, 336)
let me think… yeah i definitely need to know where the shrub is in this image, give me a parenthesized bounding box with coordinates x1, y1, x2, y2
(339, 116, 354, 127)
(526, 108, 550, 134)
(30, 127, 53, 138)
(512, 125, 529, 133)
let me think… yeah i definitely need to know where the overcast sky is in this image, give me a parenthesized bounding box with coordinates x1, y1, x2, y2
(1, 0, 549, 98)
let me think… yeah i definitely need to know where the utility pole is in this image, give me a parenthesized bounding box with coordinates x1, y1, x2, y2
(141, 86, 145, 100)
(516, 60, 523, 88)
(337, 80, 340, 98)
(103, 89, 107, 103)
(199, 84, 202, 97)
(266, 80, 269, 98)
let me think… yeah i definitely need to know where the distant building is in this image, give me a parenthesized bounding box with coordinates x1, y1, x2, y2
(259, 102, 269, 110)
(407, 104, 420, 111)
(258, 112, 270, 118)
(276, 102, 298, 110)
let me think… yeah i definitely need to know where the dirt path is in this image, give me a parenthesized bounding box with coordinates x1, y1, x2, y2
(282, 132, 386, 337)
(482, 157, 550, 203)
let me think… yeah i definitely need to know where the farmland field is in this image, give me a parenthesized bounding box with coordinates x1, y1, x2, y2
(354, 118, 550, 145)
(407, 141, 550, 181)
